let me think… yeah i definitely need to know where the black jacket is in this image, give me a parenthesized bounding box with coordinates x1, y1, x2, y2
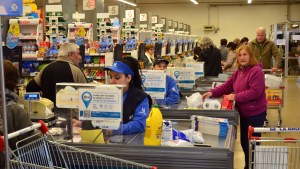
(199, 47, 222, 76)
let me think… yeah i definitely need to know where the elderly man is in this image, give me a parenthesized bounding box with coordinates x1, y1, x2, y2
(248, 27, 281, 69)
(26, 43, 87, 104)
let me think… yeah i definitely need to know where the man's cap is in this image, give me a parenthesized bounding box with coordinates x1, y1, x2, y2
(104, 61, 134, 77)
(153, 57, 169, 67)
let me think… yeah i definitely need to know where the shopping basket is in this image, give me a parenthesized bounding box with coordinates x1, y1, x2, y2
(0, 120, 157, 169)
(248, 126, 300, 169)
(264, 69, 285, 127)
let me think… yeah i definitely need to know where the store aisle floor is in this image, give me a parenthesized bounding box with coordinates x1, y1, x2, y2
(234, 77, 300, 169)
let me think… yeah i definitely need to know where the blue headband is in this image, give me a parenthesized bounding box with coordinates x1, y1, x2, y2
(104, 61, 135, 77)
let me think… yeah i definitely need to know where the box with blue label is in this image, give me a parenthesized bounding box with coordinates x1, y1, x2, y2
(191, 115, 229, 137)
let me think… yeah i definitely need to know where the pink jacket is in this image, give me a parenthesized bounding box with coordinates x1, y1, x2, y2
(210, 65, 267, 117)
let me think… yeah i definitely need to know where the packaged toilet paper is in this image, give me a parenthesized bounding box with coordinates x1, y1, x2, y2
(202, 99, 221, 110)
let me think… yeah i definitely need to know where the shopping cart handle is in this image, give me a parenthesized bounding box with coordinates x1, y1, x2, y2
(248, 126, 254, 140)
(38, 120, 49, 134)
(0, 120, 48, 152)
(0, 136, 4, 152)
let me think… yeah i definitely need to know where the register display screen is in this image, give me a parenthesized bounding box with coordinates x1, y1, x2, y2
(24, 93, 40, 101)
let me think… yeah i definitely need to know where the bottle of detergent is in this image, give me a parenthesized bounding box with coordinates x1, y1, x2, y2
(144, 104, 163, 146)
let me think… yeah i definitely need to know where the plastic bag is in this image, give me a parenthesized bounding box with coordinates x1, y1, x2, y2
(161, 140, 194, 147)
(221, 95, 233, 110)
(181, 129, 205, 144)
(186, 92, 202, 108)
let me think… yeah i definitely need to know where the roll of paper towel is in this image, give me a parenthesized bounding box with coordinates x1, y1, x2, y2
(203, 99, 221, 110)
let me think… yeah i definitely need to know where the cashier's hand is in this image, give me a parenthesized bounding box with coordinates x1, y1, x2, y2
(152, 99, 156, 105)
(202, 92, 212, 100)
(72, 119, 82, 127)
(226, 94, 235, 101)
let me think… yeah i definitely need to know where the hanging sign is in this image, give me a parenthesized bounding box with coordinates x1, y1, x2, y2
(152, 16, 158, 24)
(6, 23, 20, 49)
(75, 27, 86, 46)
(0, 1, 22, 16)
(79, 85, 123, 130)
(125, 10, 134, 18)
(140, 13, 148, 21)
(108, 6, 118, 15)
(83, 0, 95, 11)
(141, 70, 166, 99)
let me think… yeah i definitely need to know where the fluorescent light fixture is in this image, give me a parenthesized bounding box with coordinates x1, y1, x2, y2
(292, 24, 299, 28)
(191, 0, 199, 5)
(248, 0, 252, 4)
(118, 0, 137, 6)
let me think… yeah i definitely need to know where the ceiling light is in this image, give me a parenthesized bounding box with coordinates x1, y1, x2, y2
(248, 0, 252, 4)
(191, 0, 199, 5)
(118, 0, 137, 6)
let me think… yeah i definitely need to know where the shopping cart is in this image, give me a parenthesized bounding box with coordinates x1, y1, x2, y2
(264, 69, 285, 127)
(0, 121, 157, 169)
(248, 126, 300, 169)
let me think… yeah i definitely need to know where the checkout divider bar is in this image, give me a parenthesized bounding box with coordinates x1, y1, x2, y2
(161, 109, 239, 128)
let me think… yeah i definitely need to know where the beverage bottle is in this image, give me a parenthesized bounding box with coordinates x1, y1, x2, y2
(144, 104, 163, 146)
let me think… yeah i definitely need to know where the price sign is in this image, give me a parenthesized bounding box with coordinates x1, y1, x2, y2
(140, 13, 148, 21)
(79, 85, 123, 130)
(186, 62, 204, 78)
(141, 70, 166, 99)
(152, 16, 158, 24)
(167, 67, 195, 89)
(125, 10, 134, 18)
(108, 5, 118, 15)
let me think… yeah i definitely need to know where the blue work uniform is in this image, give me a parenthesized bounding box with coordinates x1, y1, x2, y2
(155, 75, 180, 106)
(113, 92, 150, 135)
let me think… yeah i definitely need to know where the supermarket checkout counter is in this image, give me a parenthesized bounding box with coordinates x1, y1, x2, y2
(159, 99, 239, 127)
(52, 100, 238, 169)
(61, 119, 236, 169)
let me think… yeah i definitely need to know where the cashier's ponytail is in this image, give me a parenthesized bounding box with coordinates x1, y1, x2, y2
(121, 57, 143, 90)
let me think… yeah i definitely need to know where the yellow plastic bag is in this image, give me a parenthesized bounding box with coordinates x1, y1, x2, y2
(79, 129, 105, 144)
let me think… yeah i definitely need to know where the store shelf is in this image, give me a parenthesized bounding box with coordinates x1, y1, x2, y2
(84, 64, 105, 68)
(19, 36, 37, 40)
(22, 57, 57, 61)
(85, 53, 106, 56)
(22, 72, 39, 77)
(86, 76, 105, 80)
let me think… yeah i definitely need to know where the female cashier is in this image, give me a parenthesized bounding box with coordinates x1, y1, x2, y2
(81, 57, 152, 135)
(105, 57, 153, 135)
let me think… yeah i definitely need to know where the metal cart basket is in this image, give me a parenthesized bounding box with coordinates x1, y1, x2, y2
(0, 121, 157, 169)
(248, 126, 300, 169)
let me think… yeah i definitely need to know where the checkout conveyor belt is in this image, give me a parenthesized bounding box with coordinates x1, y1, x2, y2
(64, 122, 236, 169)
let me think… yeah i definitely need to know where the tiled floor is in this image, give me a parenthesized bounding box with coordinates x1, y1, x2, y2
(234, 77, 300, 169)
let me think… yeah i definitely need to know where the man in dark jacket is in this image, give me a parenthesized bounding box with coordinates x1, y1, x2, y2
(26, 43, 87, 105)
(249, 27, 281, 69)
